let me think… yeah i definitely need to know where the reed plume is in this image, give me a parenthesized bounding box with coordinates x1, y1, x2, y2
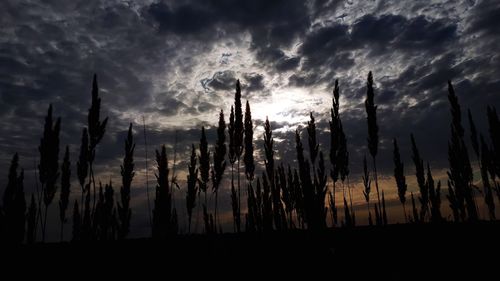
(39, 104, 61, 241)
(446, 81, 477, 221)
(152, 145, 174, 238)
(87, 75, 108, 215)
(118, 123, 135, 239)
(393, 138, 407, 222)
(233, 80, 244, 232)
(410, 134, 428, 222)
(244, 102, 254, 181)
(365, 72, 381, 204)
(329, 80, 340, 227)
(426, 163, 442, 222)
(212, 110, 227, 230)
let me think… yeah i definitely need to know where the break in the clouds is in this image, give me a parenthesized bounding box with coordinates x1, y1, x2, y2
(1, 0, 500, 235)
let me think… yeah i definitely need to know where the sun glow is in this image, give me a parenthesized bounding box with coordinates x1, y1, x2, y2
(250, 87, 329, 126)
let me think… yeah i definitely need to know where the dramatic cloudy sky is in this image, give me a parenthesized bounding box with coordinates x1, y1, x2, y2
(1, 0, 500, 237)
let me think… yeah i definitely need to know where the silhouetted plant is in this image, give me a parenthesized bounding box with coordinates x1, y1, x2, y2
(8, 74, 500, 243)
(263, 117, 276, 231)
(228, 106, 239, 232)
(410, 134, 427, 222)
(118, 123, 135, 239)
(87, 74, 108, 216)
(170, 131, 180, 233)
(279, 164, 291, 227)
(308, 113, 328, 229)
(480, 135, 496, 220)
(202, 205, 214, 234)
(39, 104, 61, 241)
(374, 203, 381, 226)
(152, 145, 175, 238)
(362, 155, 372, 225)
(271, 166, 287, 231)
(141, 117, 153, 231)
(446, 81, 477, 221)
(382, 191, 387, 225)
(2, 153, 26, 243)
(103, 182, 117, 240)
(410, 192, 419, 223)
(308, 112, 319, 166)
(77, 128, 89, 213)
(393, 139, 407, 222)
(338, 119, 352, 221)
(261, 172, 273, 231)
(59, 146, 71, 241)
(365, 71, 381, 211)
(186, 144, 198, 233)
(198, 127, 211, 233)
(27, 194, 37, 244)
(230, 181, 239, 233)
(229, 106, 235, 167)
(233, 80, 244, 232)
(329, 192, 337, 226)
(343, 197, 352, 227)
(171, 208, 179, 235)
(487, 106, 500, 178)
(447, 181, 460, 222)
(72, 200, 81, 242)
(94, 181, 117, 240)
(242, 102, 255, 230)
(244, 102, 254, 181)
(468, 109, 480, 159)
(486, 108, 500, 203)
(296, 129, 321, 230)
(81, 188, 92, 240)
(282, 164, 295, 228)
(329, 80, 340, 227)
(316, 152, 328, 227)
(426, 163, 442, 223)
(212, 110, 227, 231)
(255, 176, 263, 231)
(246, 181, 257, 232)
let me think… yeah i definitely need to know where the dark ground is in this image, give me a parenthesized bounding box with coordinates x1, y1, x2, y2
(3, 222, 499, 279)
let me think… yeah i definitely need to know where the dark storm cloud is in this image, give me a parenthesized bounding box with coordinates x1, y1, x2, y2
(146, 0, 310, 71)
(203, 70, 236, 91)
(275, 56, 301, 72)
(467, 1, 500, 36)
(203, 71, 265, 98)
(0, 0, 183, 185)
(243, 73, 265, 92)
(299, 13, 458, 75)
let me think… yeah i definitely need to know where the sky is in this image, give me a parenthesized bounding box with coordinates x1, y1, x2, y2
(1, 0, 500, 238)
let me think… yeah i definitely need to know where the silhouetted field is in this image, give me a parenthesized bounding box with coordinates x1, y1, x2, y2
(2, 71, 500, 281)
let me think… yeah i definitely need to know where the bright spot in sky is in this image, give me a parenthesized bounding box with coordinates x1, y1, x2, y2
(251, 87, 330, 126)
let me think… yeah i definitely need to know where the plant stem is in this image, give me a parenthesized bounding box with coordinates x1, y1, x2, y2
(373, 156, 381, 209)
(143, 116, 152, 231)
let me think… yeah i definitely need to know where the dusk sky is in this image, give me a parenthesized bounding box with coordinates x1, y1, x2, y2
(1, 0, 500, 238)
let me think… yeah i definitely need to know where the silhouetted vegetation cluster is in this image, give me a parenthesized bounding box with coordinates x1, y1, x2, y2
(1, 71, 500, 244)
